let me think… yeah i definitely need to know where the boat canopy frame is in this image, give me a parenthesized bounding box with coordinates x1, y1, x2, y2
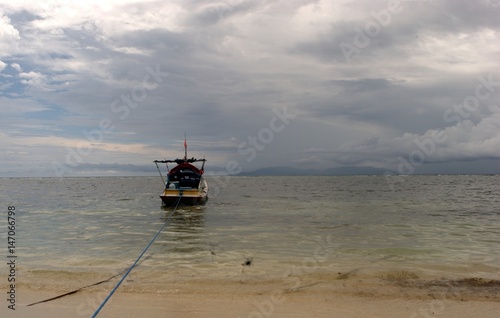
(154, 158, 207, 165)
(154, 158, 206, 185)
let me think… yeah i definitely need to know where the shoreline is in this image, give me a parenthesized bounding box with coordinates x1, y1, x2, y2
(3, 270, 499, 318)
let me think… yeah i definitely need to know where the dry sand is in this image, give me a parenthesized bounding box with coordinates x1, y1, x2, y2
(2, 271, 500, 318)
(3, 288, 499, 318)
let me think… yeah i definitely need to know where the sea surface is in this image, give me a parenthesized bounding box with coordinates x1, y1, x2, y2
(1, 175, 499, 292)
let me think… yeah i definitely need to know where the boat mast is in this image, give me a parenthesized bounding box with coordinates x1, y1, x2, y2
(184, 132, 187, 161)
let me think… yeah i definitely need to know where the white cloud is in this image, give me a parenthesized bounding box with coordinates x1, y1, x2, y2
(9, 134, 151, 154)
(112, 46, 152, 56)
(10, 62, 22, 72)
(19, 71, 47, 87)
(429, 111, 500, 162)
(0, 96, 52, 114)
(0, 13, 20, 55)
(329, 108, 500, 168)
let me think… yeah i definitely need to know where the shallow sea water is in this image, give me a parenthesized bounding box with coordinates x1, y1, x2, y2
(1, 175, 499, 292)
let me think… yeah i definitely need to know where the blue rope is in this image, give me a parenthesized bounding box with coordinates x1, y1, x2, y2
(91, 196, 182, 317)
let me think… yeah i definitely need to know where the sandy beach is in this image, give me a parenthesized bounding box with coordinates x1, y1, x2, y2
(3, 269, 499, 318)
(6, 288, 500, 318)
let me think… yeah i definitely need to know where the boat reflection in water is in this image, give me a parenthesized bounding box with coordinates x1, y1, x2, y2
(160, 205, 206, 233)
(158, 205, 206, 254)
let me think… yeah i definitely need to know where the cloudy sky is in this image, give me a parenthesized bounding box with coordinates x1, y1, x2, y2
(1, 0, 499, 177)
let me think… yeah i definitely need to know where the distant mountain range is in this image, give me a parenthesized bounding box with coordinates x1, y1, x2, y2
(238, 166, 396, 176)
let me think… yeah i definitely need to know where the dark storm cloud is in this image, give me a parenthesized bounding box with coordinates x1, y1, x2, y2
(0, 0, 498, 176)
(292, 0, 500, 63)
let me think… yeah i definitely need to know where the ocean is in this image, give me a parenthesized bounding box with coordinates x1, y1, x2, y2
(1, 175, 499, 295)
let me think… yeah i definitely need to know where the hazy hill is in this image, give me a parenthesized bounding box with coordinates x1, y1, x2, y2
(239, 166, 395, 176)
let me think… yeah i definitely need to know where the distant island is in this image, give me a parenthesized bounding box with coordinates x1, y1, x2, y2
(238, 166, 396, 176)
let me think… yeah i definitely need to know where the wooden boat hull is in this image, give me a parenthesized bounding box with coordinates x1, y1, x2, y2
(160, 189, 208, 206)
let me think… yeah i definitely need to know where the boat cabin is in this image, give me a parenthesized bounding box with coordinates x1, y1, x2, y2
(166, 163, 203, 190)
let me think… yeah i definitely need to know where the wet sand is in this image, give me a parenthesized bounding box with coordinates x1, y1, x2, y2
(3, 269, 499, 318)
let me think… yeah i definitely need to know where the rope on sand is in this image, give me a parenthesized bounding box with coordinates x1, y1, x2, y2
(26, 272, 124, 307)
